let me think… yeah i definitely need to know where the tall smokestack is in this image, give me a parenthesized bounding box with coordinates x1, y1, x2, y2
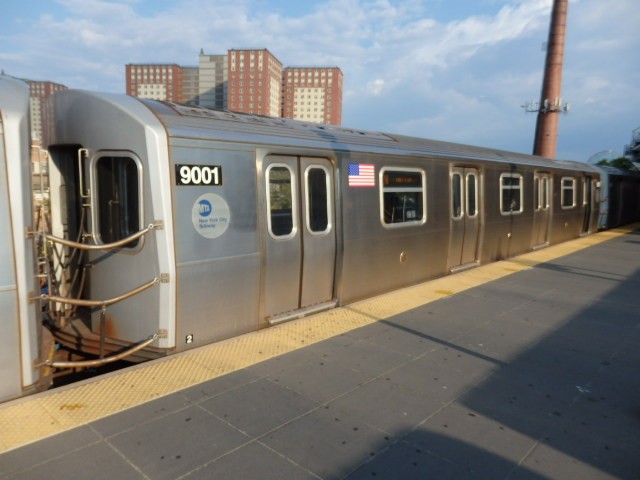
(533, 0, 569, 158)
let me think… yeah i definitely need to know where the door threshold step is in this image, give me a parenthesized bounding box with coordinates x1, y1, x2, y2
(450, 261, 480, 274)
(267, 300, 338, 325)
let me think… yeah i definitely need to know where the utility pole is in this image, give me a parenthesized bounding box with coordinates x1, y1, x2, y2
(530, 0, 569, 158)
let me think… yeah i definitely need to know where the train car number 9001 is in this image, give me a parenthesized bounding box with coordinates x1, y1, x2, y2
(176, 164, 222, 186)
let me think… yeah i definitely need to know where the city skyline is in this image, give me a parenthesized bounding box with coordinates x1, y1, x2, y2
(2, 0, 639, 161)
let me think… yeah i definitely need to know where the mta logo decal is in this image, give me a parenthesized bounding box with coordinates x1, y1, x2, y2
(198, 199, 212, 217)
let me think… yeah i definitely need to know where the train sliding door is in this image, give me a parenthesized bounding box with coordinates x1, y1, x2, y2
(261, 155, 336, 322)
(582, 176, 593, 234)
(449, 167, 480, 271)
(533, 173, 551, 247)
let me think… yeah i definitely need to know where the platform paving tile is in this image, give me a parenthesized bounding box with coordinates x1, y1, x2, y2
(198, 377, 319, 438)
(344, 437, 476, 479)
(452, 316, 550, 362)
(538, 421, 640, 479)
(264, 350, 372, 404)
(245, 343, 334, 378)
(385, 347, 500, 403)
(341, 318, 442, 358)
(509, 442, 622, 480)
(0, 426, 101, 477)
(105, 404, 251, 480)
(180, 441, 318, 480)
(179, 369, 262, 403)
(260, 403, 394, 479)
(413, 404, 539, 479)
(3, 442, 143, 480)
(91, 390, 194, 438)
(305, 335, 414, 378)
(398, 297, 498, 340)
(326, 375, 447, 435)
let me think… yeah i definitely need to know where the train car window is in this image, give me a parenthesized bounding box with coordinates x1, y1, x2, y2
(451, 173, 463, 219)
(267, 165, 296, 237)
(95, 155, 141, 247)
(467, 173, 478, 217)
(534, 177, 541, 211)
(380, 167, 426, 227)
(561, 177, 577, 209)
(305, 166, 331, 234)
(500, 173, 523, 215)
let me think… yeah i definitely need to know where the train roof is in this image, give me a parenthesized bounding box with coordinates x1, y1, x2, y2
(146, 99, 595, 172)
(52, 89, 597, 173)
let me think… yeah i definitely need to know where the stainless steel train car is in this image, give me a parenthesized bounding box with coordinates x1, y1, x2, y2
(595, 165, 640, 229)
(0, 78, 47, 401)
(2, 75, 634, 402)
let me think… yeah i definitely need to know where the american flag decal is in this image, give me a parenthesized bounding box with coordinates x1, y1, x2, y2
(348, 163, 375, 187)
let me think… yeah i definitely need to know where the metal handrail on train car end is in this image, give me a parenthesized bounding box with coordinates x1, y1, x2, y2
(42, 221, 164, 251)
(41, 276, 161, 308)
(43, 332, 161, 369)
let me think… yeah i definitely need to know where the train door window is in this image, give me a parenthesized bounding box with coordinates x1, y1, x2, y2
(466, 172, 478, 217)
(305, 166, 331, 234)
(94, 154, 142, 247)
(380, 167, 427, 227)
(582, 178, 591, 206)
(534, 177, 541, 211)
(451, 172, 463, 219)
(267, 164, 296, 238)
(500, 173, 523, 215)
(542, 177, 550, 209)
(561, 177, 577, 209)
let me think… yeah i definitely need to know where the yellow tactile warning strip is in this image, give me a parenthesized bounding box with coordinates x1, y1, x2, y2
(0, 225, 636, 453)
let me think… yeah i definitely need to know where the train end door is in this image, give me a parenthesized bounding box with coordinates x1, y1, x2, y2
(0, 76, 44, 401)
(261, 155, 336, 324)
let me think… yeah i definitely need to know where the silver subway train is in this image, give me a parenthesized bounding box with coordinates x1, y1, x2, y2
(1, 76, 639, 402)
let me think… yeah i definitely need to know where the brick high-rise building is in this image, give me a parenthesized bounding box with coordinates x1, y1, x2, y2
(227, 49, 282, 117)
(282, 67, 343, 125)
(126, 64, 185, 102)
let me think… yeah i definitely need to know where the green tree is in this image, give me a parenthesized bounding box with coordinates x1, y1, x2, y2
(596, 157, 638, 171)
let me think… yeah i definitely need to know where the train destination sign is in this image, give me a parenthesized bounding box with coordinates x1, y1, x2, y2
(176, 164, 222, 186)
(383, 171, 422, 188)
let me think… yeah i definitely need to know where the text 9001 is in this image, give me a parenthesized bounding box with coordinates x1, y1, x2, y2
(176, 164, 222, 186)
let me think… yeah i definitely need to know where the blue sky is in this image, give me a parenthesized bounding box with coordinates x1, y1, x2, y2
(1, 0, 638, 161)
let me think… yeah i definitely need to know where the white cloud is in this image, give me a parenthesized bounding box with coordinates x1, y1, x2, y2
(1, 0, 638, 159)
(366, 79, 385, 95)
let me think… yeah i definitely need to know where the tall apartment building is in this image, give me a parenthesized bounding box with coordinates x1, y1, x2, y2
(181, 67, 199, 105)
(26, 80, 67, 145)
(227, 49, 282, 117)
(125, 64, 185, 102)
(282, 67, 343, 125)
(198, 52, 227, 109)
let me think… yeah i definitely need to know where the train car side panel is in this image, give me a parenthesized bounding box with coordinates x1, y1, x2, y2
(338, 154, 449, 305)
(171, 139, 260, 349)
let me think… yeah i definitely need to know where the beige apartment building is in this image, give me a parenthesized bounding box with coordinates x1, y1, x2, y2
(282, 66, 343, 125)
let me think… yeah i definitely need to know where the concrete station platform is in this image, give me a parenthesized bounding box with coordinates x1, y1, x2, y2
(1, 226, 639, 479)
